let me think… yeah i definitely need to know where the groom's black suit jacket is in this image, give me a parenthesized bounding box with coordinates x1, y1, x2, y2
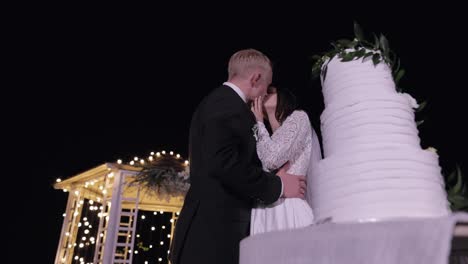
(170, 85, 282, 264)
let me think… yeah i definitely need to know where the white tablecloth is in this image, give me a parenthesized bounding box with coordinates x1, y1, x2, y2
(240, 212, 468, 264)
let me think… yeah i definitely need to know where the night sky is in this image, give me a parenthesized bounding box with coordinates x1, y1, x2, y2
(10, 6, 467, 263)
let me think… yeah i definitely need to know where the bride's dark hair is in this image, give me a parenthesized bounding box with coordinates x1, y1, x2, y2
(263, 85, 299, 133)
(270, 85, 298, 125)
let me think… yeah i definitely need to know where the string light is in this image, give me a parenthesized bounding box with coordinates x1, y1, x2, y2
(56, 149, 186, 263)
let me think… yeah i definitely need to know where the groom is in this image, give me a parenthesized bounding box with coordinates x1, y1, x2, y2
(169, 49, 307, 264)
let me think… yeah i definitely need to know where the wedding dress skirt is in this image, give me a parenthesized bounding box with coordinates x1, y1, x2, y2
(250, 198, 314, 235)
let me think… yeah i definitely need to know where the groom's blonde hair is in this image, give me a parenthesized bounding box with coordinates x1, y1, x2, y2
(228, 49, 272, 80)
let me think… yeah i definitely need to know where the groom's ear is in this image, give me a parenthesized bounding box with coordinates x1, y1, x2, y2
(250, 72, 262, 87)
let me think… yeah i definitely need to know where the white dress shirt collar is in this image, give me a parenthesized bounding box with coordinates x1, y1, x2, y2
(223, 82, 247, 103)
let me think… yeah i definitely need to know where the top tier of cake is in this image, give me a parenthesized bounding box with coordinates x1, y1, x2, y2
(319, 54, 421, 157)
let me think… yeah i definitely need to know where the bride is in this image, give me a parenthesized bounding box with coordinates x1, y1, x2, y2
(250, 85, 322, 234)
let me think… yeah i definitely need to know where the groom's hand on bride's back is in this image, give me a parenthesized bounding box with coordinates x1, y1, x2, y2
(276, 162, 307, 199)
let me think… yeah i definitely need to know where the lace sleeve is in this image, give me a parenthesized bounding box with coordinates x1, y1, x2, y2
(256, 111, 310, 171)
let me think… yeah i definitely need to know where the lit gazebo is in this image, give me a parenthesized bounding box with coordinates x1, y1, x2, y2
(53, 150, 189, 264)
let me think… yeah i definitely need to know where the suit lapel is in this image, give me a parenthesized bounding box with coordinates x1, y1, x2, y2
(221, 85, 258, 156)
(245, 104, 257, 126)
(221, 85, 257, 125)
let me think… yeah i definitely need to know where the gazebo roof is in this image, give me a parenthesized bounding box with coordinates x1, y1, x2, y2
(54, 161, 184, 212)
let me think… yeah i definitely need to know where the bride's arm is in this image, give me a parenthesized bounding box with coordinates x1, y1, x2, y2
(257, 111, 311, 171)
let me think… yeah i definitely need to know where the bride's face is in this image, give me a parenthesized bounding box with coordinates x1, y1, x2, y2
(263, 87, 277, 111)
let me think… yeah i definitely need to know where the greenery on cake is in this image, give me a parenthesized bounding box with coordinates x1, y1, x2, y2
(311, 22, 467, 212)
(445, 165, 468, 211)
(311, 21, 405, 91)
(311, 22, 431, 122)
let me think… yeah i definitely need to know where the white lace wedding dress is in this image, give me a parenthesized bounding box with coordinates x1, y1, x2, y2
(250, 110, 315, 235)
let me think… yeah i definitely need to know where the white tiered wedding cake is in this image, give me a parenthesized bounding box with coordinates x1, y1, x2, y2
(309, 53, 451, 222)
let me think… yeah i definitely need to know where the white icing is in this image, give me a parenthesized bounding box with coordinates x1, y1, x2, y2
(313, 54, 451, 222)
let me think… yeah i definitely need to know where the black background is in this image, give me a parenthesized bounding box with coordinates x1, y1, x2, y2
(7, 4, 466, 263)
